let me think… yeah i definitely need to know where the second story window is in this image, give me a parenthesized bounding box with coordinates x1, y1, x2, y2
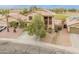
(44, 16, 48, 20)
(29, 16, 32, 20)
(49, 17, 52, 25)
(49, 19, 52, 25)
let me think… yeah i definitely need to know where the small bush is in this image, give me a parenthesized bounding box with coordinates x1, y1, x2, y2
(55, 25, 62, 32)
(48, 28, 52, 33)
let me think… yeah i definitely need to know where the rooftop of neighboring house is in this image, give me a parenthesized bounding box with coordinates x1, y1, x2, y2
(0, 12, 27, 22)
(8, 9, 56, 21)
(8, 13, 27, 21)
(35, 9, 56, 16)
(26, 9, 56, 17)
(66, 16, 79, 26)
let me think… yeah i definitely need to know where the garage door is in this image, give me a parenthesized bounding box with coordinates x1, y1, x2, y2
(70, 33, 79, 48)
(70, 27, 79, 34)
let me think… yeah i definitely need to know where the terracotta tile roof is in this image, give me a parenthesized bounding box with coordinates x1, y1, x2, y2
(26, 9, 56, 16)
(35, 9, 56, 16)
(9, 13, 27, 21)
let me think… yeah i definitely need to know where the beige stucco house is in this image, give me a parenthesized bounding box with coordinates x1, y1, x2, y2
(25, 9, 56, 31)
(0, 9, 56, 31)
(66, 16, 79, 34)
(0, 12, 27, 27)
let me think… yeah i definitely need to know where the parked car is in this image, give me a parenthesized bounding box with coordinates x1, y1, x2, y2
(0, 26, 6, 32)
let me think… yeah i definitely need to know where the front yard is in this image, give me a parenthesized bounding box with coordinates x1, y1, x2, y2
(42, 29, 72, 47)
(0, 39, 72, 54)
(0, 25, 72, 48)
(0, 28, 23, 38)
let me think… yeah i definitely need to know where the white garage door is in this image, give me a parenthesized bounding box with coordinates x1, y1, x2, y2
(70, 33, 79, 48)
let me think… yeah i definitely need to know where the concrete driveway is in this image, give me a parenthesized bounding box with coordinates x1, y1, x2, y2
(56, 29, 72, 47)
(41, 29, 72, 47)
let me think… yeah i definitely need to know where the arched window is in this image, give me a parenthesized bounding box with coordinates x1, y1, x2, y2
(49, 17, 52, 25)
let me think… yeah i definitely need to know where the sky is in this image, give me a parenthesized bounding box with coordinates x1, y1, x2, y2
(0, 5, 79, 9)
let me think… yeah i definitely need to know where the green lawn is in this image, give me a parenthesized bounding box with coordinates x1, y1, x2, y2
(54, 14, 69, 21)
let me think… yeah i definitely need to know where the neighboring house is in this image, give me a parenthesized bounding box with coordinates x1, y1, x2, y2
(8, 13, 27, 22)
(25, 9, 56, 31)
(66, 16, 79, 34)
(0, 12, 27, 27)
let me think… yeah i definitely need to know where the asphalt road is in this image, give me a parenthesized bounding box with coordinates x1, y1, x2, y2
(0, 40, 72, 54)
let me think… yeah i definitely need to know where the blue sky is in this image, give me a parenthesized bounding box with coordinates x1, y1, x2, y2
(0, 5, 79, 9)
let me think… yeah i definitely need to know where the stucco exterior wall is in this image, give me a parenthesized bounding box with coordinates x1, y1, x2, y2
(26, 12, 55, 30)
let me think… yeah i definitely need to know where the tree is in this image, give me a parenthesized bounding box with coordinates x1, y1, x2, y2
(27, 15, 46, 40)
(0, 9, 10, 32)
(68, 8, 77, 12)
(19, 20, 27, 29)
(51, 8, 67, 13)
(29, 6, 38, 12)
(29, 6, 43, 12)
(20, 8, 29, 15)
(9, 21, 19, 32)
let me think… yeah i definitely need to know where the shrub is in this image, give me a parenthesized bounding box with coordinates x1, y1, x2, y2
(27, 14, 46, 39)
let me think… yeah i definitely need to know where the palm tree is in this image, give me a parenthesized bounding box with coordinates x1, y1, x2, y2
(0, 9, 10, 32)
(20, 8, 29, 15)
(29, 6, 42, 12)
(29, 6, 37, 12)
